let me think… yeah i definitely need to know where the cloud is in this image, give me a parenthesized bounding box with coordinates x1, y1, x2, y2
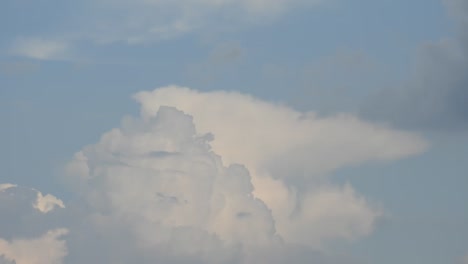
(86, 0, 319, 43)
(7, 0, 320, 58)
(361, 0, 468, 130)
(65, 106, 277, 252)
(9, 38, 70, 60)
(33, 192, 65, 214)
(0, 184, 17, 192)
(0, 185, 66, 240)
(0, 229, 69, 264)
(0, 184, 64, 215)
(0, 186, 68, 264)
(134, 86, 427, 178)
(0, 86, 428, 263)
(131, 86, 427, 247)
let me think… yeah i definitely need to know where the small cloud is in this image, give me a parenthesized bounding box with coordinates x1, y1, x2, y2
(33, 192, 65, 214)
(10, 38, 69, 60)
(0, 184, 17, 192)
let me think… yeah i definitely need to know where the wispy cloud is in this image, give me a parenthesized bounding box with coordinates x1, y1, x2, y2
(6, 0, 321, 59)
(10, 38, 70, 60)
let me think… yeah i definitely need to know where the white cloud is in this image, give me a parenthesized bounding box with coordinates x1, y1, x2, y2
(0, 184, 16, 192)
(132, 86, 427, 247)
(33, 191, 65, 214)
(0, 229, 69, 264)
(10, 38, 69, 60)
(64, 85, 427, 254)
(0, 184, 65, 215)
(0, 86, 429, 262)
(9, 0, 320, 53)
(66, 106, 277, 254)
(134, 86, 427, 177)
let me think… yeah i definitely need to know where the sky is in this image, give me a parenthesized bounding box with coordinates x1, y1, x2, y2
(0, 0, 467, 263)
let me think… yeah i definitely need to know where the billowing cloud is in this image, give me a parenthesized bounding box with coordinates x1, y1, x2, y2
(66, 106, 277, 252)
(134, 86, 427, 178)
(361, 0, 468, 130)
(63, 85, 425, 254)
(131, 86, 426, 247)
(1, 86, 428, 263)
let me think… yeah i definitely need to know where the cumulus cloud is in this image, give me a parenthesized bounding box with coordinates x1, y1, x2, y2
(33, 192, 65, 214)
(134, 86, 427, 178)
(0, 229, 68, 264)
(66, 106, 277, 252)
(1, 86, 428, 263)
(130, 86, 427, 247)
(361, 0, 468, 130)
(62, 85, 426, 254)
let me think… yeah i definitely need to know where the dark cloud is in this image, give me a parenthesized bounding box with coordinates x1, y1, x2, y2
(361, 0, 468, 130)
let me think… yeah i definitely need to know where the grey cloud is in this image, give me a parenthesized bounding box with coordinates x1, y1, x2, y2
(361, 0, 468, 130)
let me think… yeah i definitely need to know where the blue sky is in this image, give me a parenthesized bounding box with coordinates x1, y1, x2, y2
(1, 0, 467, 263)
